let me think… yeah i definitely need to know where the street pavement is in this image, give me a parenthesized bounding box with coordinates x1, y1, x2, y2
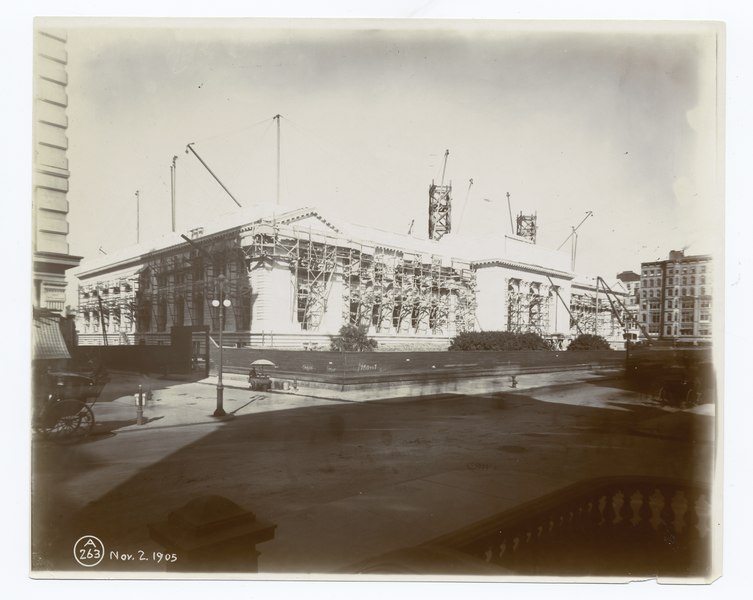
(31, 368, 716, 577)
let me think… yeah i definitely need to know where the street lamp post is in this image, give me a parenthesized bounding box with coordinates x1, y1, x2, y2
(211, 274, 231, 417)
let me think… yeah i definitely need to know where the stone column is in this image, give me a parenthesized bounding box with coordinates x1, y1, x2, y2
(321, 274, 345, 334)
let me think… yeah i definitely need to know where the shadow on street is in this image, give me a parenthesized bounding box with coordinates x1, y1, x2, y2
(31, 378, 715, 577)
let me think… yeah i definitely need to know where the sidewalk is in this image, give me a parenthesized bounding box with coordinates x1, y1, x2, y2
(89, 373, 346, 436)
(91, 368, 628, 435)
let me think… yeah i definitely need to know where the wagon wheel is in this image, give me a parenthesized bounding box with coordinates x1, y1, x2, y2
(41, 400, 94, 444)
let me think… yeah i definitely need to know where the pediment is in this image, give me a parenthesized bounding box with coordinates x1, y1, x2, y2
(275, 209, 344, 234)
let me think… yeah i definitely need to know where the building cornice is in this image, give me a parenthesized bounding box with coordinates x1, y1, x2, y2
(642, 254, 713, 267)
(33, 251, 82, 267)
(471, 258, 574, 280)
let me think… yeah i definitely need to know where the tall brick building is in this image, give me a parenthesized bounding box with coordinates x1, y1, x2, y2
(639, 250, 713, 341)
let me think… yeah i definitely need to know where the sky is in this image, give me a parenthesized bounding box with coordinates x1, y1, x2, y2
(58, 19, 722, 282)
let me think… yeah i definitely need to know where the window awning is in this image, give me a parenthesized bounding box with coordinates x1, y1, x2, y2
(32, 314, 71, 360)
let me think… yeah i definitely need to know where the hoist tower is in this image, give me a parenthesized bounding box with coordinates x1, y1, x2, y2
(428, 149, 452, 240)
(516, 212, 538, 243)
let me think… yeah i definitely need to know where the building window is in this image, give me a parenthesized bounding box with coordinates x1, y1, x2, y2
(393, 301, 402, 332)
(349, 300, 360, 326)
(175, 295, 185, 326)
(238, 293, 251, 331)
(111, 307, 121, 332)
(297, 284, 310, 329)
(157, 298, 168, 331)
(212, 257, 227, 277)
(411, 302, 420, 330)
(372, 301, 381, 329)
(193, 292, 204, 326)
(429, 304, 438, 332)
(137, 303, 151, 332)
(191, 256, 204, 283)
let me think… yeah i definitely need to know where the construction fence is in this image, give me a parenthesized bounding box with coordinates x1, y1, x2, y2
(214, 347, 626, 383)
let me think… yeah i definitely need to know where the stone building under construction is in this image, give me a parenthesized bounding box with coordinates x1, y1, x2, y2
(70, 204, 613, 350)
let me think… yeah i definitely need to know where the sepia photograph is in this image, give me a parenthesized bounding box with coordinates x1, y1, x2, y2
(26, 13, 729, 587)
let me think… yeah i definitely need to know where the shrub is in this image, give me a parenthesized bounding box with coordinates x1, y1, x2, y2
(567, 334, 612, 351)
(448, 331, 549, 351)
(330, 324, 378, 352)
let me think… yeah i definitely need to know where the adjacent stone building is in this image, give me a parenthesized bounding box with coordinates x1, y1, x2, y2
(32, 28, 81, 313)
(32, 28, 81, 366)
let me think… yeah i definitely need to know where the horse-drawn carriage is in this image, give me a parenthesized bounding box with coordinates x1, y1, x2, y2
(32, 367, 109, 443)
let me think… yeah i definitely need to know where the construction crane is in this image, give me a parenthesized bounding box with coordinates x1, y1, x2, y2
(557, 211, 593, 270)
(185, 143, 243, 208)
(595, 276, 652, 342)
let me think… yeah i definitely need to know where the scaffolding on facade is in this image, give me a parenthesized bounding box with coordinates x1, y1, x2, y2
(78, 276, 139, 343)
(506, 279, 551, 335)
(569, 279, 637, 340)
(79, 216, 479, 340)
(138, 233, 252, 336)
(238, 219, 477, 336)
